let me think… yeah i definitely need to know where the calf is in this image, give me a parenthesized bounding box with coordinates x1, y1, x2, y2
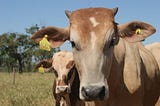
(36, 51, 85, 106)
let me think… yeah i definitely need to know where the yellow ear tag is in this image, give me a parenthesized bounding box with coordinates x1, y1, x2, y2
(135, 28, 141, 35)
(38, 65, 45, 73)
(39, 35, 51, 51)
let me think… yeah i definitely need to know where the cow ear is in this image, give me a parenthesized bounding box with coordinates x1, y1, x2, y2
(35, 58, 53, 69)
(112, 7, 118, 16)
(66, 60, 74, 69)
(31, 26, 69, 48)
(118, 21, 156, 42)
(65, 10, 72, 18)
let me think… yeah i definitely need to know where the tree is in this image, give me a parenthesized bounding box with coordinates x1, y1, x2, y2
(0, 24, 60, 73)
(0, 33, 18, 72)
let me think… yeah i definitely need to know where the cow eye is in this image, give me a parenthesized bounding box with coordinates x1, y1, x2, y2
(70, 41, 81, 51)
(109, 37, 116, 48)
(70, 41, 75, 47)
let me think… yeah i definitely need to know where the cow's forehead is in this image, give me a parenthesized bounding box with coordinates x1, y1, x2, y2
(54, 52, 72, 61)
(70, 8, 114, 24)
(53, 51, 73, 68)
(69, 8, 115, 48)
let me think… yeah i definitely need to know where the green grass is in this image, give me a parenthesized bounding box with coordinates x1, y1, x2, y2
(0, 72, 56, 106)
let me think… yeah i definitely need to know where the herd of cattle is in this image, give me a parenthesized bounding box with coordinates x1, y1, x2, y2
(31, 7, 160, 106)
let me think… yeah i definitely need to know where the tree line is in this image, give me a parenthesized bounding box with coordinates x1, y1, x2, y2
(0, 25, 60, 73)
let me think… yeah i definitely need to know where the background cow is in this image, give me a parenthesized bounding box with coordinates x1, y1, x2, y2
(145, 42, 160, 68)
(32, 7, 160, 106)
(36, 51, 85, 106)
(145, 42, 160, 106)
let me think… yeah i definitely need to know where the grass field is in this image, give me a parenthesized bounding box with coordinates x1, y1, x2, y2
(0, 72, 56, 106)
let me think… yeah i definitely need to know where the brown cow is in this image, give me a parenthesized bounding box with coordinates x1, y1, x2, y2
(36, 51, 85, 106)
(32, 7, 160, 106)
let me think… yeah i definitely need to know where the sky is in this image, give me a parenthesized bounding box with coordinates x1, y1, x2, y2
(0, 0, 160, 50)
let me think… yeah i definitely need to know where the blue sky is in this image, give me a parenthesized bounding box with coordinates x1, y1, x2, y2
(0, 0, 159, 50)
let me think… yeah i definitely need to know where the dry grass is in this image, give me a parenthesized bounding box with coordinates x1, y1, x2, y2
(0, 72, 56, 106)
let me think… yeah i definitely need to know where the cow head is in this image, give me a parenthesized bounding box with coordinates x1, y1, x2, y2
(36, 51, 75, 94)
(32, 7, 156, 100)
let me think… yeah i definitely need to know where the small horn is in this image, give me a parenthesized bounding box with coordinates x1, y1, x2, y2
(112, 7, 118, 16)
(65, 10, 72, 18)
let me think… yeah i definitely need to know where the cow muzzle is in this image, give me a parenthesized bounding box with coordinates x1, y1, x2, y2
(55, 84, 71, 94)
(81, 85, 107, 100)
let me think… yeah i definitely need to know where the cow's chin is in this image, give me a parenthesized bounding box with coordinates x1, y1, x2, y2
(79, 84, 109, 101)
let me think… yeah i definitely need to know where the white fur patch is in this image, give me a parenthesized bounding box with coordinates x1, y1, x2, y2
(60, 97, 67, 106)
(90, 31, 97, 49)
(89, 17, 99, 27)
(70, 28, 80, 43)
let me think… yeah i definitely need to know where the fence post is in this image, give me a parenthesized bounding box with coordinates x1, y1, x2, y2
(13, 66, 17, 85)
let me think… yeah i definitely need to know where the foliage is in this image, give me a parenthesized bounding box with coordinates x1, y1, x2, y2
(0, 72, 56, 106)
(0, 25, 60, 73)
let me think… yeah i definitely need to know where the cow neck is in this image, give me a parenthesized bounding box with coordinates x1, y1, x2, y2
(67, 67, 76, 87)
(108, 38, 126, 93)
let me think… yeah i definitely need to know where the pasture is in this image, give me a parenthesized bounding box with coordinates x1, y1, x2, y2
(0, 72, 56, 106)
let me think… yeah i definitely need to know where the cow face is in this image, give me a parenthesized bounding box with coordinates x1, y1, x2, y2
(52, 51, 75, 94)
(68, 8, 119, 100)
(32, 7, 156, 101)
(35, 51, 75, 94)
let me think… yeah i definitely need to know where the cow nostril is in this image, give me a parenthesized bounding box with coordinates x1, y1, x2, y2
(99, 86, 105, 99)
(56, 86, 68, 93)
(81, 86, 106, 100)
(82, 87, 88, 95)
(81, 87, 90, 99)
